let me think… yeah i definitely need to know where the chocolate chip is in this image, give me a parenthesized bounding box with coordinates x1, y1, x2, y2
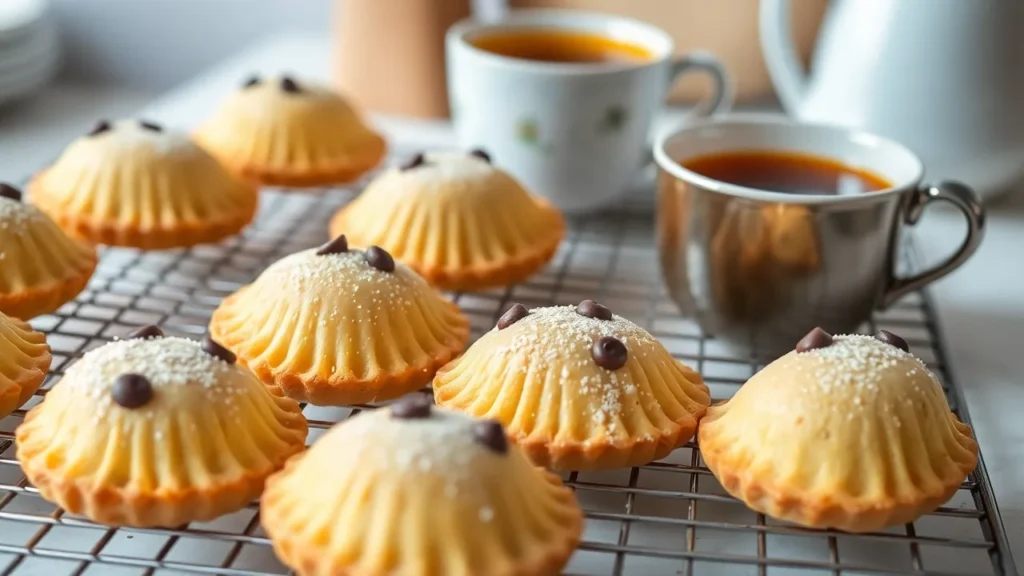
(497, 303, 529, 330)
(592, 336, 628, 370)
(243, 75, 261, 88)
(0, 183, 21, 202)
(576, 299, 612, 321)
(280, 76, 301, 93)
(469, 148, 491, 163)
(139, 120, 163, 132)
(876, 329, 910, 353)
(125, 325, 163, 340)
(365, 246, 395, 272)
(112, 373, 153, 409)
(471, 419, 508, 454)
(400, 153, 425, 171)
(796, 327, 833, 353)
(202, 334, 236, 364)
(391, 395, 432, 419)
(88, 120, 111, 137)
(316, 234, 349, 256)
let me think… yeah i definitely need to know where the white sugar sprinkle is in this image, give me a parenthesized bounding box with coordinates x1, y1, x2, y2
(259, 249, 420, 315)
(0, 197, 46, 235)
(344, 408, 505, 514)
(96, 120, 198, 157)
(479, 507, 494, 523)
(492, 305, 656, 432)
(387, 151, 496, 186)
(795, 334, 935, 411)
(62, 337, 245, 417)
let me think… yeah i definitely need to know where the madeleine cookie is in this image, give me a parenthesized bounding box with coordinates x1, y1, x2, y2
(330, 150, 564, 291)
(262, 397, 583, 576)
(209, 238, 469, 405)
(16, 328, 308, 527)
(434, 302, 711, 470)
(0, 184, 97, 320)
(194, 75, 386, 187)
(0, 310, 51, 419)
(698, 328, 979, 533)
(29, 119, 258, 249)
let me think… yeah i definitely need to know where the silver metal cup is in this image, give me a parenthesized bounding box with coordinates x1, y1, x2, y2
(654, 116, 985, 358)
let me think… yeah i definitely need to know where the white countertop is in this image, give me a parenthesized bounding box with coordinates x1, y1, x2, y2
(10, 33, 1024, 568)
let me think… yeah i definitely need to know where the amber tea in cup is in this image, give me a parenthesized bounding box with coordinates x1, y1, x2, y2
(469, 28, 654, 64)
(683, 150, 892, 195)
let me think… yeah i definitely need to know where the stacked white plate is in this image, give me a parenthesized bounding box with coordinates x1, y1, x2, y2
(0, 0, 58, 106)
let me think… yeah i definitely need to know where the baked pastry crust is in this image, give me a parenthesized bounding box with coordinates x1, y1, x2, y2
(330, 151, 564, 292)
(15, 335, 308, 527)
(0, 192, 97, 319)
(29, 119, 258, 250)
(698, 333, 979, 533)
(0, 311, 51, 419)
(194, 76, 386, 188)
(261, 402, 583, 576)
(433, 303, 711, 470)
(209, 244, 470, 405)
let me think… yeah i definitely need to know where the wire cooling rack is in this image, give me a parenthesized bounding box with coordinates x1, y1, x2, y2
(0, 176, 1017, 576)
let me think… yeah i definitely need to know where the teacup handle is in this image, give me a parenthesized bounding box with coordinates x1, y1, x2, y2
(882, 181, 986, 307)
(669, 51, 735, 120)
(637, 53, 733, 173)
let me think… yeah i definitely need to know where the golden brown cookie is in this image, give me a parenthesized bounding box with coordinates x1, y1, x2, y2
(699, 328, 979, 532)
(29, 119, 258, 249)
(0, 310, 50, 419)
(0, 184, 97, 319)
(261, 398, 583, 576)
(209, 238, 469, 405)
(16, 329, 308, 527)
(330, 150, 564, 291)
(194, 75, 386, 187)
(434, 301, 711, 470)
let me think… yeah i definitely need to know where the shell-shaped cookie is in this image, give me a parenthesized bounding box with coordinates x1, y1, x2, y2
(15, 334, 308, 527)
(209, 244, 469, 405)
(330, 151, 564, 291)
(0, 191, 97, 319)
(261, 401, 583, 576)
(433, 303, 711, 470)
(29, 119, 258, 249)
(698, 331, 979, 533)
(194, 75, 386, 187)
(0, 310, 50, 419)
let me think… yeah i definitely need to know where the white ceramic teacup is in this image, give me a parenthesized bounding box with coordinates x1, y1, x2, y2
(446, 9, 733, 213)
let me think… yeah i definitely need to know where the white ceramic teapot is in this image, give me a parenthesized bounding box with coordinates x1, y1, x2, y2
(760, 0, 1024, 199)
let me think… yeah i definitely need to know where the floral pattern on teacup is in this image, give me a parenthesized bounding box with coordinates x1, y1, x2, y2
(598, 105, 629, 133)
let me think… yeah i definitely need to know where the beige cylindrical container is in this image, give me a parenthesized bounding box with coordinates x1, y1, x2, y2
(333, 0, 472, 118)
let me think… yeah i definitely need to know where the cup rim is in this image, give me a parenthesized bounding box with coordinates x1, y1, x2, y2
(446, 9, 674, 76)
(653, 114, 926, 205)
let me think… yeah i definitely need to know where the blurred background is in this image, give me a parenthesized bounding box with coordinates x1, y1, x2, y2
(0, 0, 832, 180)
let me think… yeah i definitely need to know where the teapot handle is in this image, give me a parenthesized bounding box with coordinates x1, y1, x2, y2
(759, 0, 808, 113)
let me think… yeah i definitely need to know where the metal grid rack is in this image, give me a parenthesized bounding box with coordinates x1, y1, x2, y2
(0, 179, 1017, 576)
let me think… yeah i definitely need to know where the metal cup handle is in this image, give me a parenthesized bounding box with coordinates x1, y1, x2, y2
(882, 181, 986, 307)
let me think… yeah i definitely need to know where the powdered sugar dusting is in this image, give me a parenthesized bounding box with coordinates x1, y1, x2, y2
(796, 334, 935, 410)
(94, 120, 198, 157)
(62, 337, 247, 418)
(344, 406, 503, 522)
(491, 305, 656, 432)
(386, 151, 499, 190)
(260, 248, 420, 311)
(0, 196, 45, 234)
(349, 407, 491, 478)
